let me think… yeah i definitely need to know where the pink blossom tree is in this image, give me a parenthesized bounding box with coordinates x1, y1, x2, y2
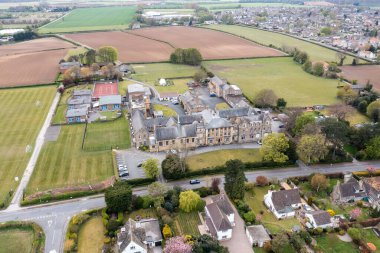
(350, 207, 362, 220)
(164, 236, 192, 253)
(367, 167, 377, 176)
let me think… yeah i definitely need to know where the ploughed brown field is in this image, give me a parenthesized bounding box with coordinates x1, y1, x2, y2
(0, 37, 76, 87)
(340, 65, 380, 91)
(64, 31, 174, 63)
(64, 27, 284, 63)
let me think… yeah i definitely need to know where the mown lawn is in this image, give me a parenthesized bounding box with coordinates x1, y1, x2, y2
(125, 208, 157, 222)
(0, 86, 56, 207)
(315, 234, 359, 253)
(203, 58, 340, 107)
(155, 78, 191, 94)
(0, 228, 35, 253)
(84, 115, 131, 151)
(39, 6, 136, 33)
(362, 229, 380, 253)
(206, 25, 356, 64)
(131, 63, 199, 83)
(245, 186, 301, 234)
(186, 149, 261, 171)
(215, 102, 230, 110)
(153, 104, 177, 117)
(78, 216, 104, 253)
(174, 211, 201, 236)
(26, 124, 113, 194)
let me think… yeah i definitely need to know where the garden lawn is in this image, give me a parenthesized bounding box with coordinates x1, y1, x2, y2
(78, 216, 104, 253)
(0, 86, 55, 207)
(64, 47, 88, 61)
(186, 149, 261, 171)
(215, 102, 230, 110)
(362, 229, 380, 253)
(315, 234, 359, 253)
(84, 115, 131, 151)
(245, 186, 301, 234)
(26, 124, 113, 194)
(153, 104, 177, 117)
(203, 58, 340, 107)
(131, 63, 199, 83)
(39, 6, 137, 33)
(206, 25, 356, 64)
(0, 228, 35, 253)
(174, 211, 201, 236)
(125, 208, 157, 222)
(155, 78, 191, 94)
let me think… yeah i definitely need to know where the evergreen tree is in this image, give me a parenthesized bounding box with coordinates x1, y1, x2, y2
(224, 160, 246, 200)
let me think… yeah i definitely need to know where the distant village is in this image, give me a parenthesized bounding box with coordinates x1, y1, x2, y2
(217, 6, 380, 62)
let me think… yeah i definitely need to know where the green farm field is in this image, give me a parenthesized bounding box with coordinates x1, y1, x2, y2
(0, 228, 35, 253)
(0, 86, 55, 207)
(205, 25, 356, 64)
(83, 115, 131, 151)
(39, 6, 136, 33)
(131, 63, 200, 83)
(203, 58, 340, 107)
(78, 216, 105, 253)
(26, 124, 113, 195)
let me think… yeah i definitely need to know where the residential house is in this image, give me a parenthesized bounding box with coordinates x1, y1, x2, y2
(305, 210, 333, 229)
(363, 176, 380, 210)
(59, 61, 80, 74)
(332, 176, 367, 203)
(99, 95, 122, 111)
(158, 92, 179, 101)
(180, 91, 207, 114)
(117, 218, 162, 253)
(264, 189, 302, 219)
(358, 50, 376, 60)
(131, 110, 150, 148)
(245, 225, 271, 247)
(208, 76, 228, 97)
(65, 106, 88, 124)
(205, 195, 235, 241)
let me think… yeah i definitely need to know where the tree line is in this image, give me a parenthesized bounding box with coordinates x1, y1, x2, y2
(169, 48, 203, 66)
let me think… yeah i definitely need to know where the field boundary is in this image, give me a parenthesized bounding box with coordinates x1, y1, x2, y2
(123, 30, 176, 49)
(0, 82, 57, 90)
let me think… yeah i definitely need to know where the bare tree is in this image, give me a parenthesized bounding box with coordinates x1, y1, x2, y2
(328, 104, 354, 121)
(336, 52, 346, 66)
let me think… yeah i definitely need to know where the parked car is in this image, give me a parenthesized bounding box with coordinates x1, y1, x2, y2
(279, 125, 285, 128)
(189, 179, 201, 184)
(303, 204, 313, 211)
(171, 100, 179, 105)
(210, 93, 217, 97)
(119, 171, 129, 177)
(137, 161, 143, 168)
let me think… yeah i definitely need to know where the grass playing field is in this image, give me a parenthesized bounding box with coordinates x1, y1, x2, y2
(0, 228, 35, 253)
(0, 86, 56, 207)
(26, 124, 114, 195)
(83, 115, 131, 151)
(77, 216, 104, 253)
(154, 78, 191, 94)
(39, 6, 136, 33)
(205, 25, 357, 64)
(203, 58, 340, 107)
(186, 149, 261, 171)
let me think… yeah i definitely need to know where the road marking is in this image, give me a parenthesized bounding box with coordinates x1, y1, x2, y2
(48, 220, 52, 227)
(49, 250, 57, 253)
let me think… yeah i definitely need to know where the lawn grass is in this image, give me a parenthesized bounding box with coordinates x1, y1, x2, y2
(125, 208, 157, 222)
(26, 124, 113, 194)
(362, 229, 380, 252)
(186, 149, 261, 171)
(206, 24, 356, 64)
(0, 228, 35, 253)
(215, 102, 231, 110)
(315, 233, 359, 253)
(0, 86, 56, 207)
(78, 216, 104, 253)
(39, 6, 136, 33)
(155, 78, 191, 94)
(174, 211, 201, 236)
(131, 63, 199, 84)
(203, 58, 340, 107)
(245, 186, 301, 234)
(64, 47, 88, 61)
(153, 104, 177, 117)
(84, 114, 131, 151)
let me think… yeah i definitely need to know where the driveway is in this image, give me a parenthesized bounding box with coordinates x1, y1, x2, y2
(151, 98, 186, 116)
(220, 198, 254, 253)
(196, 86, 225, 110)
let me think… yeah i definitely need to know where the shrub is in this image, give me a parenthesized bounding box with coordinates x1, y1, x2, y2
(107, 219, 120, 233)
(256, 176, 269, 186)
(162, 224, 172, 239)
(338, 230, 346, 236)
(164, 202, 174, 212)
(196, 187, 212, 198)
(162, 215, 173, 226)
(243, 211, 256, 223)
(263, 241, 272, 252)
(244, 182, 256, 193)
(327, 209, 335, 216)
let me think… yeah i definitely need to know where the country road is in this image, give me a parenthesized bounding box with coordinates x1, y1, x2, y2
(1, 159, 379, 253)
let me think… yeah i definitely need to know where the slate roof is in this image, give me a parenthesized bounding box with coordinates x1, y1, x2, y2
(219, 107, 250, 118)
(155, 124, 197, 141)
(66, 107, 88, 117)
(144, 117, 172, 129)
(99, 95, 121, 106)
(128, 83, 145, 93)
(73, 89, 92, 97)
(178, 115, 202, 125)
(117, 219, 147, 253)
(181, 91, 206, 110)
(211, 76, 225, 86)
(206, 202, 232, 232)
(67, 95, 91, 105)
(131, 110, 146, 132)
(246, 225, 271, 242)
(271, 189, 301, 211)
(206, 118, 232, 129)
(338, 178, 366, 199)
(309, 210, 332, 226)
(211, 195, 234, 215)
